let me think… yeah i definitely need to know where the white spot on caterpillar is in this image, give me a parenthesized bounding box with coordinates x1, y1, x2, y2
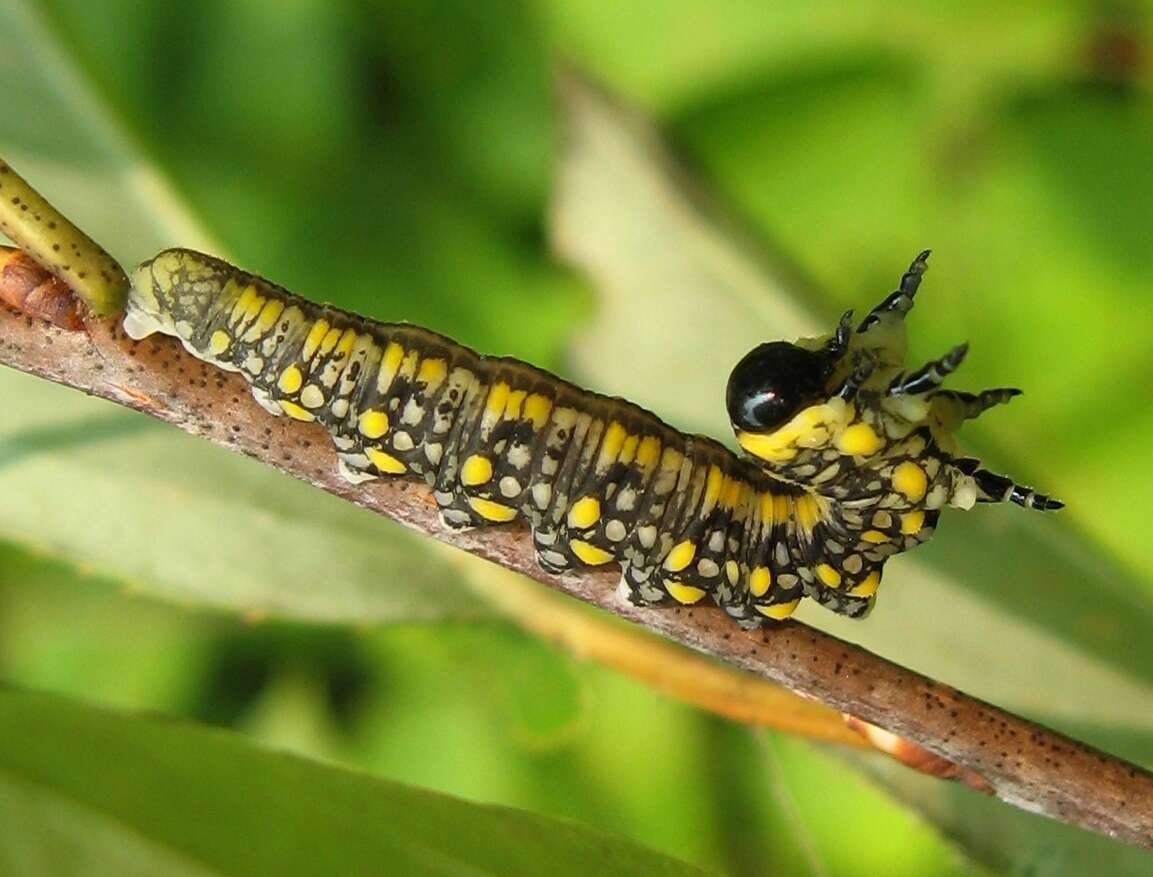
(401, 398, 423, 426)
(637, 525, 657, 549)
(425, 443, 443, 465)
(338, 459, 376, 484)
(605, 519, 627, 542)
(499, 476, 521, 498)
(250, 386, 282, 416)
(300, 385, 325, 408)
(392, 431, 414, 452)
(532, 482, 552, 509)
(122, 306, 161, 340)
(506, 444, 532, 470)
(616, 576, 632, 601)
(540, 549, 569, 568)
(615, 488, 636, 511)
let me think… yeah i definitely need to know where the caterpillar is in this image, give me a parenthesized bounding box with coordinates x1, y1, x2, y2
(123, 248, 1061, 627)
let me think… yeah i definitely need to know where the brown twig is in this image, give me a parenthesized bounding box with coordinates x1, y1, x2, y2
(3, 299, 1153, 849)
(449, 552, 870, 748)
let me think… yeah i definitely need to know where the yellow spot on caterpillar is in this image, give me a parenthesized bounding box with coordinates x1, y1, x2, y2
(399, 349, 419, 384)
(737, 402, 846, 462)
(504, 388, 527, 420)
(721, 476, 742, 510)
(376, 342, 405, 393)
(704, 466, 724, 508)
(524, 393, 552, 429)
(815, 563, 842, 588)
(243, 293, 266, 325)
(302, 319, 330, 361)
(756, 599, 800, 620)
(461, 454, 493, 487)
(836, 422, 884, 456)
(318, 326, 343, 357)
(335, 328, 356, 360)
(358, 409, 390, 440)
(749, 566, 772, 597)
(230, 284, 259, 326)
(725, 560, 740, 585)
(737, 429, 797, 462)
(209, 330, 231, 356)
(794, 495, 821, 532)
(666, 581, 706, 605)
(893, 461, 928, 502)
(760, 492, 776, 525)
(486, 381, 511, 417)
(367, 448, 407, 474)
(664, 540, 696, 573)
(598, 421, 628, 466)
(773, 495, 789, 527)
(570, 539, 614, 566)
(278, 364, 303, 395)
(900, 510, 925, 535)
(848, 571, 881, 598)
(279, 401, 315, 422)
(861, 529, 889, 544)
(244, 298, 283, 342)
(636, 436, 661, 469)
(469, 496, 517, 523)
(300, 385, 325, 409)
(417, 357, 448, 392)
(568, 496, 601, 530)
(659, 447, 684, 478)
(619, 434, 639, 465)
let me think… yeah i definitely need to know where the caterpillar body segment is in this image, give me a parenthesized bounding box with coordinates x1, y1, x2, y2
(126, 247, 1060, 627)
(127, 250, 873, 623)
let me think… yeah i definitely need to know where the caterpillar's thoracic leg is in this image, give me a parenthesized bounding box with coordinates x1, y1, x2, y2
(888, 343, 969, 397)
(934, 387, 1021, 421)
(953, 458, 1064, 511)
(857, 249, 930, 334)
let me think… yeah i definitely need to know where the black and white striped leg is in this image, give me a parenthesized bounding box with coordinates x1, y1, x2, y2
(955, 458, 1064, 511)
(933, 387, 1022, 420)
(888, 343, 969, 396)
(858, 249, 931, 333)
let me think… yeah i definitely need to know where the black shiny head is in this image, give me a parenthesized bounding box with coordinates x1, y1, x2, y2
(726, 341, 836, 432)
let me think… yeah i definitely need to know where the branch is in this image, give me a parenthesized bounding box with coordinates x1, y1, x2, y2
(4, 297, 1153, 849)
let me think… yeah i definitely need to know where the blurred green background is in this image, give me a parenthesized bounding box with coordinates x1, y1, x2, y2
(4, 1, 1153, 874)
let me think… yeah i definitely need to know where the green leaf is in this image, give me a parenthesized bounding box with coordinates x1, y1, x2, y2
(0, 369, 483, 622)
(550, 69, 1153, 870)
(0, 687, 705, 876)
(0, 0, 491, 623)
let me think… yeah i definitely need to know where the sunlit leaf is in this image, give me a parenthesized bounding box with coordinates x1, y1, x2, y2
(0, 0, 487, 623)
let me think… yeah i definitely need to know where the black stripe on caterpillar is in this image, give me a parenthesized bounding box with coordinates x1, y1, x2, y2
(124, 248, 1060, 627)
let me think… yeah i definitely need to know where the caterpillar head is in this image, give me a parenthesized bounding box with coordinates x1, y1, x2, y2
(726, 251, 1062, 516)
